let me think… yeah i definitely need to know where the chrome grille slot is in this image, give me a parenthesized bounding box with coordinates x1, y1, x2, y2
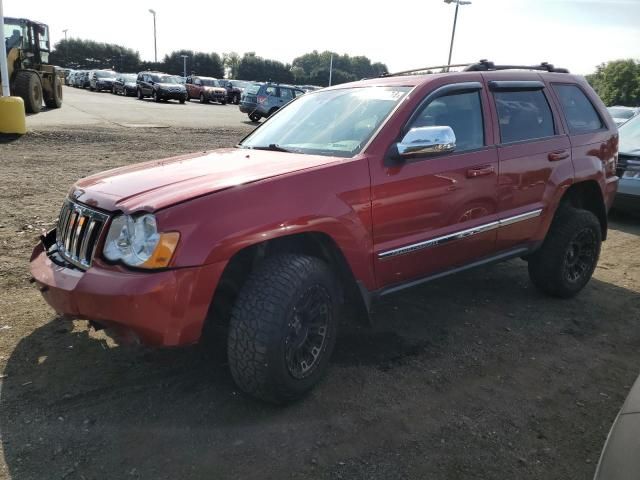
(55, 199, 109, 269)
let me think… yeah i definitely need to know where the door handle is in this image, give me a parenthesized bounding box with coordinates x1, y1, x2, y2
(466, 165, 495, 178)
(548, 150, 570, 161)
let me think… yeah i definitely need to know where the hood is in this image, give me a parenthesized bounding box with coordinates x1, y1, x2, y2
(157, 82, 185, 89)
(125, 82, 136, 87)
(205, 86, 226, 93)
(72, 148, 342, 213)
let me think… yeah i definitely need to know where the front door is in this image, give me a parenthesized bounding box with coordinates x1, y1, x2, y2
(371, 82, 499, 290)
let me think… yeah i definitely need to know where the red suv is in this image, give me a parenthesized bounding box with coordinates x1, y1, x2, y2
(30, 61, 619, 403)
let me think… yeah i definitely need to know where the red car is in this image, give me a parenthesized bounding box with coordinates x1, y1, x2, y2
(185, 76, 227, 104)
(31, 60, 618, 403)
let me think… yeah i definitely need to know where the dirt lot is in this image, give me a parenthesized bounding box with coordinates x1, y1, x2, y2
(0, 127, 639, 480)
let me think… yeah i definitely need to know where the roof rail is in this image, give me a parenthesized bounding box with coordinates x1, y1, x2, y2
(381, 63, 473, 77)
(382, 60, 570, 78)
(464, 59, 569, 73)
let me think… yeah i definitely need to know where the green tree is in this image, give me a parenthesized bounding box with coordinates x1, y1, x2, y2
(50, 38, 141, 72)
(223, 52, 241, 79)
(586, 59, 640, 106)
(163, 50, 224, 78)
(291, 50, 388, 86)
(237, 53, 293, 83)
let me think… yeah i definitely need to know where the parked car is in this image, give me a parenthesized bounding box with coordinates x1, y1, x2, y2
(239, 82, 305, 122)
(76, 70, 90, 89)
(71, 70, 83, 88)
(112, 73, 137, 96)
(30, 60, 618, 404)
(607, 106, 640, 127)
(593, 374, 640, 479)
(90, 70, 117, 92)
(614, 113, 640, 212)
(185, 76, 227, 104)
(218, 79, 242, 104)
(63, 69, 75, 86)
(136, 71, 187, 103)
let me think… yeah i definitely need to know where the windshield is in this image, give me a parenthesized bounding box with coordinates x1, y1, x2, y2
(96, 71, 116, 78)
(201, 79, 219, 87)
(619, 114, 640, 154)
(152, 75, 178, 84)
(240, 86, 410, 158)
(245, 84, 261, 95)
(608, 107, 635, 120)
(4, 19, 26, 50)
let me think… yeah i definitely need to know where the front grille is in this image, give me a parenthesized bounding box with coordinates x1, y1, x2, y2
(56, 199, 109, 269)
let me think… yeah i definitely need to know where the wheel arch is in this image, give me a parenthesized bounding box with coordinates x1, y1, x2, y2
(201, 231, 371, 343)
(558, 180, 608, 240)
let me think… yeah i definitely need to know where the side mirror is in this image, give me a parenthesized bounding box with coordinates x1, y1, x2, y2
(396, 126, 456, 157)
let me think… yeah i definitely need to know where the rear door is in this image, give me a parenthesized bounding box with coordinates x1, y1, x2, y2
(371, 80, 499, 289)
(485, 74, 572, 251)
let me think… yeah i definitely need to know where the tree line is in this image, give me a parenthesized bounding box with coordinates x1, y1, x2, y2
(50, 39, 388, 86)
(586, 59, 640, 107)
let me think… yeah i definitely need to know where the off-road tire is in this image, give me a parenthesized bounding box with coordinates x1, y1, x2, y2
(13, 70, 43, 113)
(528, 207, 601, 298)
(227, 254, 339, 403)
(44, 75, 63, 109)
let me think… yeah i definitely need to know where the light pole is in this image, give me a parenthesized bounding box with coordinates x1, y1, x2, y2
(328, 53, 333, 87)
(148, 9, 157, 63)
(62, 29, 68, 41)
(180, 55, 188, 79)
(444, 0, 471, 69)
(62, 29, 69, 66)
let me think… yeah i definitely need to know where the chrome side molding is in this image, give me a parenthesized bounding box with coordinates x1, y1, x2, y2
(378, 208, 542, 259)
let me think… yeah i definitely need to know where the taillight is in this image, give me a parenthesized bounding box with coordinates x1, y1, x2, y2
(257, 95, 267, 104)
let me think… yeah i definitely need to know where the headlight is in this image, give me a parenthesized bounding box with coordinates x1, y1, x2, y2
(103, 214, 179, 269)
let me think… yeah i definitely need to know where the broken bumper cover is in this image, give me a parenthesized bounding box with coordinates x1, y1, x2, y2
(29, 234, 224, 347)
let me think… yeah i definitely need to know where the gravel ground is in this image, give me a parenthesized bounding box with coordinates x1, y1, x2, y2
(0, 127, 639, 480)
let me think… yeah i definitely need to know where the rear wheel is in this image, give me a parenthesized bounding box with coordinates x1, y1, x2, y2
(44, 75, 63, 109)
(528, 207, 601, 298)
(227, 254, 339, 403)
(13, 70, 43, 113)
(249, 112, 261, 122)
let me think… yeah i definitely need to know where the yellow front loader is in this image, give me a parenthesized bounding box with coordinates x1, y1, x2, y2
(2, 17, 62, 113)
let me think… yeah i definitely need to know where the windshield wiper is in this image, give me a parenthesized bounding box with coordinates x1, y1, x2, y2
(248, 144, 292, 153)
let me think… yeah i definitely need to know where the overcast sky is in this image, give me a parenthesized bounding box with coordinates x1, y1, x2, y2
(5, 0, 640, 75)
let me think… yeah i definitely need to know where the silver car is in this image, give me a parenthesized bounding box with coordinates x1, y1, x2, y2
(614, 114, 640, 212)
(608, 106, 640, 127)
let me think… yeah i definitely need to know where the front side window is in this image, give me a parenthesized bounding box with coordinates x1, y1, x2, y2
(553, 84, 603, 133)
(494, 90, 555, 143)
(408, 91, 484, 152)
(240, 86, 410, 158)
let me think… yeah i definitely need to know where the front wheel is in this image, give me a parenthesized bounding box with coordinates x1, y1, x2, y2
(137, 88, 143, 100)
(153, 90, 160, 103)
(528, 207, 601, 298)
(227, 254, 339, 404)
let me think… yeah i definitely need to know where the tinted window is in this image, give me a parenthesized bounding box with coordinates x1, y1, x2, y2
(409, 91, 484, 152)
(553, 84, 603, 133)
(280, 88, 293, 101)
(494, 90, 555, 143)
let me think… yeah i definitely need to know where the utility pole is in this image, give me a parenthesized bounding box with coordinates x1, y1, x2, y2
(148, 9, 157, 63)
(62, 29, 69, 66)
(0, 0, 10, 96)
(180, 55, 188, 79)
(444, 0, 471, 70)
(328, 53, 333, 87)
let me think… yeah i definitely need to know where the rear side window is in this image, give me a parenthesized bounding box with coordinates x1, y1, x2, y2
(265, 86, 277, 96)
(280, 88, 293, 101)
(494, 90, 555, 143)
(408, 91, 484, 152)
(552, 84, 603, 133)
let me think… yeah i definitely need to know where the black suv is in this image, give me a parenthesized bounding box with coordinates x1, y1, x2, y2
(218, 79, 242, 105)
(136, 71, 188, 103)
